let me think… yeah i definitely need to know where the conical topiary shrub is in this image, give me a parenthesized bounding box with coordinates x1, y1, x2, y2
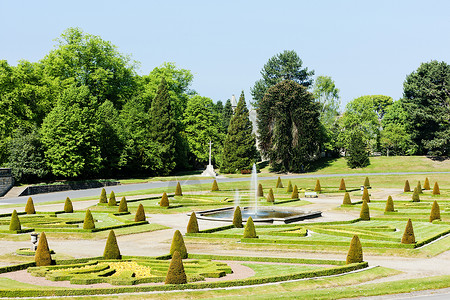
(64, 197, 73, 213)
(401, 219, 415, 244)
(291, 185, 299, 199)
(175, 182, 183, 196)
(346, 235, 363, 264)
(266, 188, 274, 202)
(35, 232, 52, 266)
(186, 212, 199, 233)
(429, 200, 441, 222)
(314, 179, 321, 192)
(404, 180, 411, 192)
(360, 200, 370, 220)
(83, 209, 95, 229)
(432, 182, 440, 195)
(276, 177, 283, 188)
(385, 195, 394, 212)
(135, 204, 146, 222)
(103, 230, 121, 259)
(118, 197, 128, 213)
(25, 197, 36, 214)
(108, 191, 117, 206)
(257, 184, 264, 197)
(9, 210, 21, 231)
(343, 192, 352, 205)
(423, 177, 430, 190)
(286, 181, 293, 193)
(160, 192, 169, 207)
(416, 181, 422, 194)
(362, 187, 370, 203)
(99, 188, 107, 204)
(233, 206, 243, 228)
(165, 250, 187, 285)
(211, 180, 219, 191)
(363, 177, 370, 188)
(339, 178, 346, 191)
(243, 216, 257, 238)
(412, 188, 420, 202)
(170, 230, 187, 259)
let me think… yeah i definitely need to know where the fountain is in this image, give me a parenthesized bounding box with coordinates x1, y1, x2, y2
(251, 163, 258, 215)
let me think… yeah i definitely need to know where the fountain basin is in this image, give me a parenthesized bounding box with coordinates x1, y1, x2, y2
(194, 207, 321, 224)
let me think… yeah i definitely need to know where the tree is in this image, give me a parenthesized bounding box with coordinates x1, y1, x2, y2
(314, 179, 321, 192)
(108, 191, 116, 206)
(346, 129, 370, 168)
(175, 182, 183, 196)
(165, 251, 187, 285)
(160, 192, 169, 207)
(25, 197, 36, 214)
(412, 188, 420, 202)
(243, 217, 257, 238)
(423, 177, 430, 190)
(266, 188, 274, 202)
(360, 200, 370, 220)
(291, 185, 299, 199)
(339, 178, 346, 191)
(343, 192, 352, 205)
(381, 99, 414, 155)
(118, 197, 128, 213)
(103, 230, 121, 259)
(429, 200, 440, 222)
(258, 80, 322, 172)
(404, 180, 411, 192)
(221, 91, 257, 173)
(64, 197, 73, 213)
(35, 232, 52, 266)
(99, 188, 107, 204)
(257, 184, 264, 197)
(286, 181, 293, 193)
(251, 50, 314, 108)
(233, 206, 243, 228)
(83, 209, 95, 229)
(276, 177, 283, 188)
(170, 230, 188, 259)
(362, 187, 370, 203)
(433, 182, 440, 195)
(346, 235, 363, 264)
(135, 204, 146, 222)
(401, 219, 415, 244)
(211, 179, 219, 191)
(385, 196, 394, 212)
(402, 61, 450, 155)
(313, 75, 340, 138)
(186, 212, 199, 233)
(9, 210, 21, 231)
(221, 99, 233, 132)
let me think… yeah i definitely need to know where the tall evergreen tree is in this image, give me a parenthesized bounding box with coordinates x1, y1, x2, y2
(346, 129, 370, 168)
(221, 99, 233, 132)
(221, 91, 257, 173)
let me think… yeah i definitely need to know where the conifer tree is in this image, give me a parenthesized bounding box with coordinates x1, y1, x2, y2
(25, 197, 36, 214)
(9, 210, 21, 231)
(103, 230, 121, 259)
(35, 232, 52, 266)
(186, 212, 199, 233)
(362, 187, 370, 203)
(416, 181, 422, 193)
(343, 192, 352, 205)
(429, 200, 441, 222)
(363, 177, 370, 188)
(314, 179, 321, 192)
(291, 185, 299, 199)
(83, 209, 95, 229)
(233, 206, 243, 228)
(423, 177, 430, 190)
(276, 177, 283, 188)
(221, 91, 257, 173)
(267, 188, 274, 202)
(243, 216, 257, 238)
(346, 235, 363, 264)
(346, 130, 370, 168)
(99, 188, 107, 204)
(135, 204, 146, 222)
(339, 178, 346, 191)
(404, 180, 411, 192)
(412, 188, 420, 202)
(175, 182, 183, 196)
(211, 179, 219, 191)
(385, 195, 394, 212)
(170, 230, 188, 258)
(360, 200, 370, 220)
(160, 192, 170, 207)
(165, 251, 187, 285)
(118, 197, 128, 213)
(108, 191, 116, 206)
(257, 184, 264, 197)
(401, 219, 415, 244)
(64, 197, 73, 213)
(286, 180, 293, 193)
(432, 182, 440, 195)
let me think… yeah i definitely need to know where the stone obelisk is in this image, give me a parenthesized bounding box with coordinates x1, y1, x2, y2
(201, 140, 217, 177)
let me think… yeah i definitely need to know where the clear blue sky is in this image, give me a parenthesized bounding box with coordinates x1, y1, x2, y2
(1, 0, 449, 109)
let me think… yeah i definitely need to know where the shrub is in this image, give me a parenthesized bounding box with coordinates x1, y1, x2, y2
(35, 232, 52, 266)
(339, 178, 346, 191)
(360, 200, 370, 220)
(404, 180, 411, 192)
(291, 185, 299, 199)
(211, 180, 219, 191)
(385, 195, 394, 212)
(83, 209, 95, 229)
(314, 179, 321, 192)
(412, 188, 420, 202)
(160, 192, 169, 207)
(25, 197, 36, 214)
(286, 181, 293, 193)
(165, 251, 187, 284)
(103, 230, 121, 259)
(118, 197, 128, 213)
(423, 177, 430, 190)
(135, 204, 146, 222)
(429, 200, 441, 222)
(64, 197, 73, 213)
(257, 184, 264, 197)
(108, 191, 117, 206)
(175, 182, 183, 196)
(186, 212, 199, 233)
(266, 188, 274, 202)
(363, 177, 370, 187)
(99, 188, 107, 204)
(401, 219, 415, 244)
(416, 181, 422, 193)
(343, 192, 352, 205)
(233, 206, 243, 228)
(432, 182, 440, 195)
(243, 216, 257, 238)
(346, 235, 363, 264)
(362, 187, 370, 203)
(276, 177, 283, 188)
(170, 230, 187, 259)
(9, 210, 21, 231)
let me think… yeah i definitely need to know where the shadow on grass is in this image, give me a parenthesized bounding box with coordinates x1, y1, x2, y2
(307, 157, 340, 173)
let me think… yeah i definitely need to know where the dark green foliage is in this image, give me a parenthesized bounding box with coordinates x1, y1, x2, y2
(108, 191, 116, 206)
(339, 178, 346, 191)
(103, 230, 121, 259)
(404, 180, 411, 192)
(433, 182, 440, 195)
(243, 216, 257, 238)
(221, 91, 257, 173)
(276, 177, 283, 188)
(343, 192, 352, 205)
(165, 251, 187, 285)
(423, 177, 430, 190)
(211, 180, 219, 191)
(186, 212, 199, 233)
(346, 130, 370, 168)
(233, 206, 243, 228)
(221, 99, 233, 131)
(416, 181, 422, 194)
(64, 197, 73, 213)
(9, 210, 21, 231)
(175, 182, 182, 196)
(362, 187, 370, 203)
(314, 179, 321, 192)
(429, 200, 441, 222)
(266, 188, 274, 202)
(160, 192, 169, 207)
(346, 235, 363, 264)
(118, 197, 128, 213)
(83, 209, 95, 229)
(99, 188, 107, 204)
(412, 188, 420, 202)
(363, 177, 370, 187)
(291, 185, 299, 199)
(360, 200, 370, 220)
(35, 232, 52, 266)
(25, 197, 36, 214)
(385, 196, 394, 212)
(170, 230, 187, 259)
(286, 181, 293, 193)
(135, 204, 146, 222)
(257, 184, 264, 197)
(401, 219, 415, 244)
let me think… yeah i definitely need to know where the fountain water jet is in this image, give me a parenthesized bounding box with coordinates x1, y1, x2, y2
(234, 189, 240, 207)
(251, 163, 258, 215)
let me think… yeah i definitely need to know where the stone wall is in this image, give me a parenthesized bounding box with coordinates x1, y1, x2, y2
(0, 169, 14, 197)
(19, 180, 119, 196)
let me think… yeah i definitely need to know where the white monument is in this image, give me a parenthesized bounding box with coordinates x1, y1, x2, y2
(201, 140, 217, 177)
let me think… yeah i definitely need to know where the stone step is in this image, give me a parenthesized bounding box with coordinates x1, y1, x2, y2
(0, 185, 29, 199)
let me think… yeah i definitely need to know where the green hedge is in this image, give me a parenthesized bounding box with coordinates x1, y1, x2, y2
(415, 228, 450, 248)
(34, 221, 148, 233)
(187, 254, 345, 265)
(308, 227, 400, 242)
